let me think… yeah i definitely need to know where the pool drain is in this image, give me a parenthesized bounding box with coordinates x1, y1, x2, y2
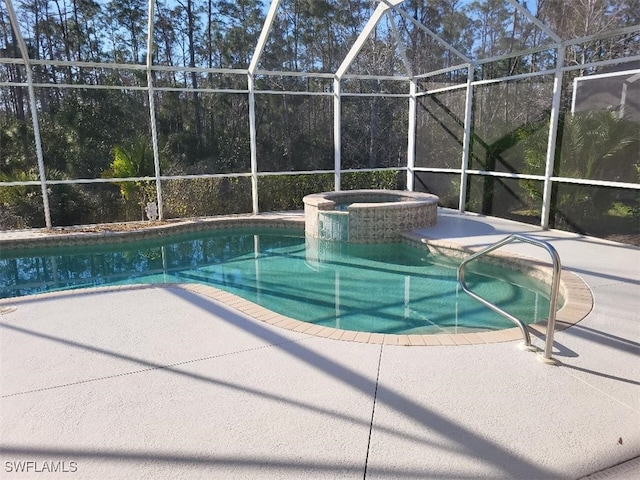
(0, 306, 17, 315)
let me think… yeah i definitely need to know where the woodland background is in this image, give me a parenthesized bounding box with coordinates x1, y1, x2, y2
(0, 0, 638, 242)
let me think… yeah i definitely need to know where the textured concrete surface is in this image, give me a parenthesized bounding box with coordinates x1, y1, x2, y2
(578, 456, 640, 479)
(1, 209, 638, 479)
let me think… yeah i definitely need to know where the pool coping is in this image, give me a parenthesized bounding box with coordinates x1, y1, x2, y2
(0, 213, 305, 250)
(0, 214, 594, 347)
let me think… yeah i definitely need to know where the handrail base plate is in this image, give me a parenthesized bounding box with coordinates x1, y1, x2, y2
(517, 343, 539, 352)
(537, 354, 559, 365)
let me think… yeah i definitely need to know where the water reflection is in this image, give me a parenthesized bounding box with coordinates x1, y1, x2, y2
(0, 228, 551, 334)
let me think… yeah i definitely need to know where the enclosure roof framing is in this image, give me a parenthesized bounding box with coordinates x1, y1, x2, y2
(379, 0, 473, 66)
(3, 0, 637, 80)
(249, 0, 281, 75)
(1, 0, 639, 233)
(335, 0, 406, 79)
(505, 0, 562, 43)
(387, 9, 413, 77)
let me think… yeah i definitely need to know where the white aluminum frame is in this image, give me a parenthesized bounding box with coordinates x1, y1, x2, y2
(0, 0, 639, 231)
(571, 68, 640, 117)
(3, 0, 51, 227)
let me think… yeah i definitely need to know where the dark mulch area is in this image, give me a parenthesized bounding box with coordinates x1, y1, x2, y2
(602, 233, 640, 247)
(48, 221, 171, 234)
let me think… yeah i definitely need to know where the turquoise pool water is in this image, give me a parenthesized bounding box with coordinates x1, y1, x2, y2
(0, 228, 553, 334)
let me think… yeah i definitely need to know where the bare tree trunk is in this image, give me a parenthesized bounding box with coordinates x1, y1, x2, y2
(52, 0, 73, 83)
(369, 97, 377, 168)
(186, 0, 202, 140)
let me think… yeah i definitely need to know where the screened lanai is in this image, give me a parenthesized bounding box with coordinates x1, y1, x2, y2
(1, 0, 639, 244)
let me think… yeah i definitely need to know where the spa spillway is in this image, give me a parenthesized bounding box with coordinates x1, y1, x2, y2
(303, 190, 439, 243)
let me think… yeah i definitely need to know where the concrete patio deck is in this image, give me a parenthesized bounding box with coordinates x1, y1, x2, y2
(1, 209, 638, 479)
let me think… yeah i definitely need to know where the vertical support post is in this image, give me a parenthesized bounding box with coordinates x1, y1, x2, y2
(570, 77, 578, 115)
(26, 69, 51, 228)
(406, 79, 417, 191)
(248, 74, 259, 214)
(459, 64, 474, 213)
(247, 0, 281, 215)
(541, 47, 565, 229)
(620, 81, 628, 119)
(146, 0, 163, 220)
(4, 0, 51, 228)
(333, 78, 342, 191)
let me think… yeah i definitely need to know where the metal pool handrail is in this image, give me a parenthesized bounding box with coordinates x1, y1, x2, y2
(457, 234, 562, 362)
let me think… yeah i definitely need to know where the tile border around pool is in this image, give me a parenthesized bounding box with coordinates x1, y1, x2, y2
(171, 272, 592, 346)
(0, 216, 594, 346)
(0, 275, 593, 348)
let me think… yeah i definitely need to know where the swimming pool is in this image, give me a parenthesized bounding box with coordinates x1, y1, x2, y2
(0, 227, 558, 335)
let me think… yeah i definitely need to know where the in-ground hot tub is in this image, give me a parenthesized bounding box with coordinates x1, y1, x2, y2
(303, 189, 439, 243)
